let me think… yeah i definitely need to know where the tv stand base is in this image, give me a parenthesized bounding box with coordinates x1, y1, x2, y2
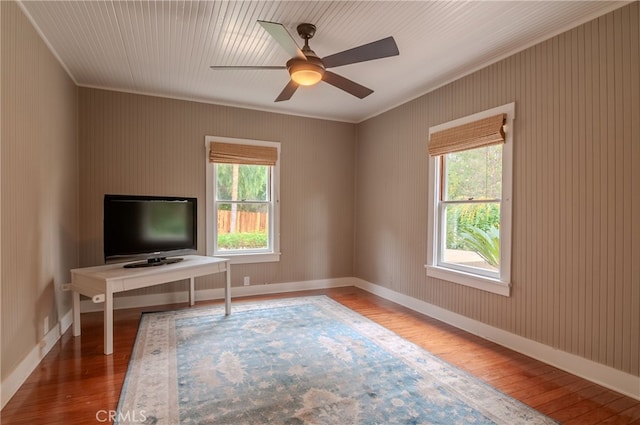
(123, 257, 183, 268)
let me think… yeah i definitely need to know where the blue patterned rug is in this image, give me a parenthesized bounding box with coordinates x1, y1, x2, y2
(116, 296, 556, 424)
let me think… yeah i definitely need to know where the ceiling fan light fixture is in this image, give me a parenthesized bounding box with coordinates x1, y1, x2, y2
(288, 61, 324, 86)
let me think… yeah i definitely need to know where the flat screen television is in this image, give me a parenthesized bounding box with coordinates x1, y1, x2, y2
(104, 194, 197, 268)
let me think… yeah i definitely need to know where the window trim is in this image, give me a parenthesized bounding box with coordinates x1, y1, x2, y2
(425, 102, 515, 296)
(205, 136, 281, 264)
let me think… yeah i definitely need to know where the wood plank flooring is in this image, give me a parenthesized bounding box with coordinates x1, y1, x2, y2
(2, 287, 639, 424)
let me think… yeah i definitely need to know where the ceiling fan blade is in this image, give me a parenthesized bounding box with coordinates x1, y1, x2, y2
(322, 71, 373, 99)
(209, 66, 286, 70)
(322, 36, 399, 68)
(258, 20, 306, 60)
(275, 80, 299, 102)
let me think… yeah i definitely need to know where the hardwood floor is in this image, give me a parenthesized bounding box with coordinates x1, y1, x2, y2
(2, 287, 639, 424)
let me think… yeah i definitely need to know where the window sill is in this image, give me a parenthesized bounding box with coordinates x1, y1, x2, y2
(425, 265, 511, 296)
(214, 252, 281, 265)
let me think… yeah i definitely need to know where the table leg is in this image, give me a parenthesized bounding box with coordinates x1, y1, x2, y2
(72, 290, 81, 336)
(225, 261, 231, 315)
(104, 291, 114, 355)
(189, 277, 195, 306)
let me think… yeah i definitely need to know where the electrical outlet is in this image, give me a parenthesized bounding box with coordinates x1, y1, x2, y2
(44, 316, 49, 335)
(243, 276, 250, 286)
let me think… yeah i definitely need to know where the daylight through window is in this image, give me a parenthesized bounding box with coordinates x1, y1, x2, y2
(426, 103, 514, 296)
(440, 144, 502, 275)
(206, 137, 280, 264)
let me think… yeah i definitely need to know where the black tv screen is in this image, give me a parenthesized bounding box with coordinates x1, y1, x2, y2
(104, 194, 197, 266)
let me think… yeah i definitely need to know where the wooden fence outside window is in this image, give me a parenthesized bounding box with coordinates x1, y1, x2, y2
(217, 210, 267, 234)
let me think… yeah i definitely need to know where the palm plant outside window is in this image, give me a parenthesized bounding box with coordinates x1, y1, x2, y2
(440, 144, 502, 276)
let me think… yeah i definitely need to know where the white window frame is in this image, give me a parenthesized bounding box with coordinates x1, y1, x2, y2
(205, 136, 281, 264)
(426, 102, 515, 296)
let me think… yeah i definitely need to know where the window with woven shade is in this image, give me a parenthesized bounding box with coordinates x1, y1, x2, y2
(426, 103, 515, 296)
(206, 136, 281, 264)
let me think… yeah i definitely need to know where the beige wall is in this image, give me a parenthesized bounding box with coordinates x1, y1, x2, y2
(78, 88, 355, 294)
(355, 3, 639, 376)
(1, 1, 78, 379)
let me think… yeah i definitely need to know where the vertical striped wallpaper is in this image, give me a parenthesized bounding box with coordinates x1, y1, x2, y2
(355, 3, 639, 376)
(78, 88, 356, 296)
(1, 1, 79, 379)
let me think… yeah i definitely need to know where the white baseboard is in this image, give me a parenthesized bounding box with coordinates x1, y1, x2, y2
(1, 308, 74, 409)
(353, 278, 640, 401)
(79, 277, 357, 313)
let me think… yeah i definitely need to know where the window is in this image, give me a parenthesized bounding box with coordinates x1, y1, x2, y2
(426, 103, 514, 296)
(205, 136, 280, 264)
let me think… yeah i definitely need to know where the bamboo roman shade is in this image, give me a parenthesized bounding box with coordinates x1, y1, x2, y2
(428, 113, 506, 156)
(209, 141, 278, 166)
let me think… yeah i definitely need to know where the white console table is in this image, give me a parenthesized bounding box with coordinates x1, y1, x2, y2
(68, 255, 230, 355)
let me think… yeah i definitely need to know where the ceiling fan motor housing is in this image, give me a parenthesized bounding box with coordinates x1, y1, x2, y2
(288, 23, 325, 86)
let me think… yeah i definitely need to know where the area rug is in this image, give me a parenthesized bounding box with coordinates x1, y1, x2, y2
(116, 296, 556, 425)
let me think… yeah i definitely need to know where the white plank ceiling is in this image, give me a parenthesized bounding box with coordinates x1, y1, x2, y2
(19, 1, 628, 123)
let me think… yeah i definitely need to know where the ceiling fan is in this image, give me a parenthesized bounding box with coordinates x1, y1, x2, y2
(210, 21, 399, 102)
